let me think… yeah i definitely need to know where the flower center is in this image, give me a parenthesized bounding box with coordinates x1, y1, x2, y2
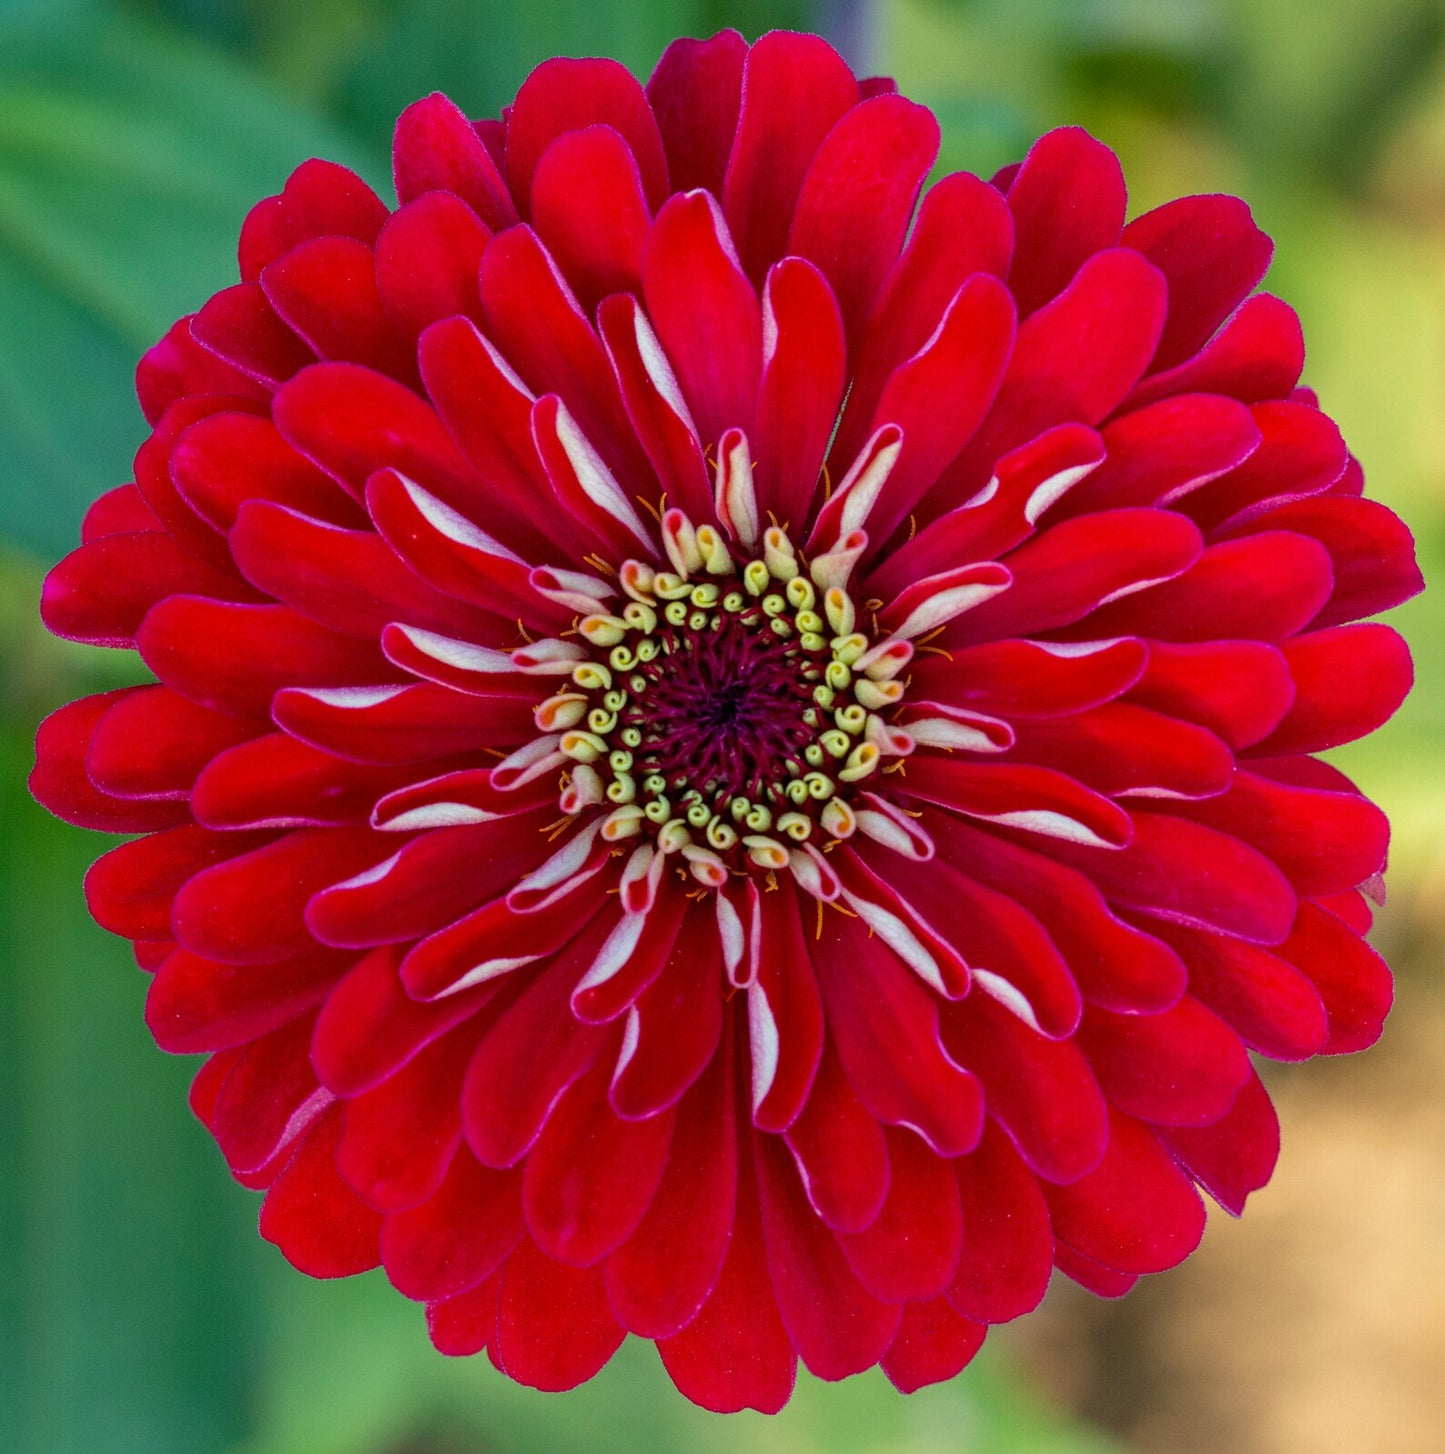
(529, 514, 916, 885)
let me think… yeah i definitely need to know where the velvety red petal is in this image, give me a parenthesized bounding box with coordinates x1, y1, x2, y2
(259, 1105, 383, 1277)
(532, 125, 650, 311)
(1158, 1069, 1280, 1214)
(1275, 901, 1393, 1053)
(338, 1055, 470, 1219)
(492, 1242, 625, 1391)
(838, 1128, 962, 1302)
(146, 945, 342, 1054)
(523, 1055, 676, 1266)
(646, 29, 746, 196)
(1044, 1109, 1206, 1274)
(642, 189, 760, 453)
(1003, 126, 1126, 316)
(880, 1299, 986, 1394)
(392, 92, 517, 231)
(426, 1273, 500, 1356)
(382, 1151, 524, 1302)
(1248, 623, 1412, 755)
(755, 1131, 902, 1381)
(657, 1133, 797, 1414)
(787, 94, 939, 348)
(374, 189, 489, 344)
(947, 1118, 1054, 1322)
(1123, 194, 1273, 372)
(1127, 639, 1295, 749)
(1123, 292, 1304, 411)
(722, 30, 859, 284)
(815, 912, 984, 1156)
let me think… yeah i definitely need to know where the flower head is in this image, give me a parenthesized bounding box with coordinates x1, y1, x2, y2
(32, 27, 1422, 1412)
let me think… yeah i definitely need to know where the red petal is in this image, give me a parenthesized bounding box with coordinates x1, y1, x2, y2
(787, 94, 939, 347)
(523, 1056, 676, 1266)
(506, 56, 668, 216)
(1180, 399, 1346, 532)
(1046, 809, 1297, 945)
(171, 411, 362, 532)
(259, 1106, 382, 1277)
(81, 482, 160, 541)
(900, 757, 1133, 851)
(479, 227, 655, 490)
(755, 1131, 902, 1380)
(838, 275, 1016, 549)
(1151, 921, 1327, 1062)
(492, 1242, 624, 1391)
(1044, 1109, 1206, 1274)
(1124, 293, 1304, 411)
(426, 1273, 499, 1356)
(415, 316, 568, 559)
(1127, 639, 1295, 749)
(907, 637, 1147, 721)
(461, 923, 616, 1167)
(1249, 623, 1412, 755)
(947, 1118, 1053, 1322)
(172, 826, 389, 964)
(880, 1299, 986, 1394)
(146, 945, 341, 1054)
(609, 927, 724, 1119)
(642, 189, 761, 452)
(930, 815, 1186, 1014)
(191, 282, 315, 386)
(606, 1042, 736, 1337)
(832, 170, 1013, 473)
(946, 507, 1202, 645)
(657, 1133, 797, 1414)
(838, 1128, 962, 1301)
(753, 257, 847, 529)
(1059, 392, 1262, 518)
(815, 912, 984, 1156)
(783, 1037, 890, 1233)
(1166, 767, 1389, 898)
(374, 190, 489, 343)
(1053, 1242, 1138, 1298)
(1123, 193, 1273, 372)
(337, 1023, 473, 1212)
(532, 125, 650, 310)
(192, 732, 413, 830)
(213, 1016, 328, 1174)
(272, 682, 532, 766)
(934, 248, 1168, 511)
(42, 531, 249, 648)
(392, 92, 517, 231)
(1077, 995, 1251, 1127)
(272, 361, 474, 501)
(1158, 1069, 1280, 1215)
(942, 993, 1108, 1184)
(1275, 901, 1393, 1053)
(1005, 704, 1234, 801)
(250, 158, 388, 269)
(382, 1151, 524, 1301)
(1004, 127, 1126, 316)
(262, 237, 415, 383)
(722, 31, 859, 283)
(30, 691, 192, 833)
(85, 824, 272, 941)
(595, 293, 713, 524)
(312, 945, 500, 1097)
(646, 29, 746, 195)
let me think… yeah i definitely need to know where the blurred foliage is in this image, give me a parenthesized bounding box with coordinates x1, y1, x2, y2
(2, 0, 1442, 1451)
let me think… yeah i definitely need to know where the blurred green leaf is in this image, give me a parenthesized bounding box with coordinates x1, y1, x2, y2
(0, 706, 271, 1452)
(338, 0, 814, 148)
(0, 13, 379, 560)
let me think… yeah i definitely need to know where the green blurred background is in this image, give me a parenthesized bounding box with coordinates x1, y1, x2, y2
(2, 1, 1442, 1450)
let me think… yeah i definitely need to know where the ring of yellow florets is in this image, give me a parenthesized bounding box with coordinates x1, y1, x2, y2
(531, 517, 914, 884)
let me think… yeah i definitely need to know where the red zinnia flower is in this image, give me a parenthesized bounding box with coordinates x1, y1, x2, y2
(31, 28, 1422, 1413)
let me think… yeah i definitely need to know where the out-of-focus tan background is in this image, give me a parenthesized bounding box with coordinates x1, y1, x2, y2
(1, 2, 1441, 1451)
